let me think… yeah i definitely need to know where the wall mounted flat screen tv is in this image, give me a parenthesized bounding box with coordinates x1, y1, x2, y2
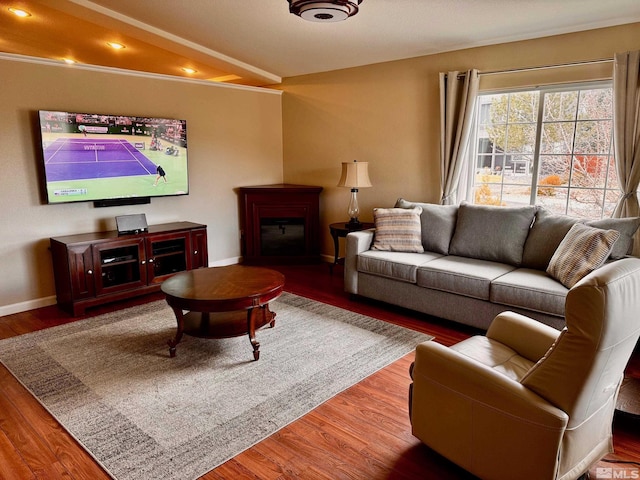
(38, 110, 188, 205)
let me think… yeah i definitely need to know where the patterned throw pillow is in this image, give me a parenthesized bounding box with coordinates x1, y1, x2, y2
(371, 207, 424, 253)
(547, 223, 620, 288)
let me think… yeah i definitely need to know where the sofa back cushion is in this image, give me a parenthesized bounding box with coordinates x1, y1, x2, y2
(522, 208, 582, 270)
(448, 203, 536, 266)
(395, 198, 458, 254)
(585, 217, 640, 259)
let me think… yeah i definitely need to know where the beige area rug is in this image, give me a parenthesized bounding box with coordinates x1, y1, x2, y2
(0, 292, 433, 480)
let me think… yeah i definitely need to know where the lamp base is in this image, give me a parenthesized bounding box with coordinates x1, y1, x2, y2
(345, 218, 362, 230)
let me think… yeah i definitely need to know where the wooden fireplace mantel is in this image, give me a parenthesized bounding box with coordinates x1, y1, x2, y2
(239, 184, 323, 265)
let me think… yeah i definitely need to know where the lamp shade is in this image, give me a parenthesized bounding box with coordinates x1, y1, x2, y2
(337, 160, 372, 189)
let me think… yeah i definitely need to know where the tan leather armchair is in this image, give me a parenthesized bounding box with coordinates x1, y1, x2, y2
(409, 257, 640, 480)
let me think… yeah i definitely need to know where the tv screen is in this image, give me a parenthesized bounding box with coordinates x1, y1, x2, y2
(38, 110, 189, 205)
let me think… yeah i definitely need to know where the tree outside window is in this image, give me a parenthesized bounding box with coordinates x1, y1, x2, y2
(470, 83, 618, 219)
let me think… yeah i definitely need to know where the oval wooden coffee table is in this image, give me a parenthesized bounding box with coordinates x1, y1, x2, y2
(161, 265, 285, 360)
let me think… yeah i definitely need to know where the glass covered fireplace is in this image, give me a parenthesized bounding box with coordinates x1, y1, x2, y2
(239, 184, 323, 264)
(260, 218, 305, 256)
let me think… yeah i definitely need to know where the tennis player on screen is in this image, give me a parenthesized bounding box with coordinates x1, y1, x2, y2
(154, 164, 167, 186)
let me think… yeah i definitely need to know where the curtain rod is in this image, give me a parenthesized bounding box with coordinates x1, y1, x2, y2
(481, 58, 613, 76)
(455, 58, 613, 78)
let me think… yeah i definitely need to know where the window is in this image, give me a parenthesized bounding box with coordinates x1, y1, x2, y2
(469, 82, 618, 219)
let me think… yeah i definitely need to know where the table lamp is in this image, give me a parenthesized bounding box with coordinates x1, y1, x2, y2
(337, 160, 372, 228)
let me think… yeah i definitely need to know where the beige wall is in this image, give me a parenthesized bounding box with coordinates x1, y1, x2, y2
(280, 23, 640, 258)
(0, 57, 283, 314)
(3, 22, 640, 313)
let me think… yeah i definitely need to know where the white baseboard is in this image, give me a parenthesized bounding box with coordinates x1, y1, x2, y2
(210, 257, 242, 267)
(0, 295, 58, 317)
(321, 254, 334, 264)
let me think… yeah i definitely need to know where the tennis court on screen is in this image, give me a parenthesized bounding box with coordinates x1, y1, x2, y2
(43, 138, 157, 182)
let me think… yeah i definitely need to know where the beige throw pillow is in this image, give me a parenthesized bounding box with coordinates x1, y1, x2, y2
(371, 207, 424, 253)
(547, 223, 620, 288)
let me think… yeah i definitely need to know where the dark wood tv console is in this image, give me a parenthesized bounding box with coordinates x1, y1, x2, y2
(50, 221, 208, 316)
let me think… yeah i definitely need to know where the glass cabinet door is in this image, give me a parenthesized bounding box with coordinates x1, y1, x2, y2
(146, 232, 190, 283)
(93, 239, 146, 295)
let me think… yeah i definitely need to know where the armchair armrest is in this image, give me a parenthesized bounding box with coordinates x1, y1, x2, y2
(487, 311, 562, 363)
(413, 340, 568, 426)
(411, 340, 568, 479)
(344, 229, 375, 294)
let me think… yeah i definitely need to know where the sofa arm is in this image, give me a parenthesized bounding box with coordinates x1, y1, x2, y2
(487, 311, 562, 363)
(411, 340, 568, 480)
(344, 229, 374, 294)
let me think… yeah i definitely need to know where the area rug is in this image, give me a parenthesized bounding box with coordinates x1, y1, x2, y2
(0, 292, 432, 480)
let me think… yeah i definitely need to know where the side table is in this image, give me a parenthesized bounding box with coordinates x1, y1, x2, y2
(329, 222, 375, 273)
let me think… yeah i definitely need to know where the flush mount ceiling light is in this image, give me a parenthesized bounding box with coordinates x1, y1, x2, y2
(287, 0, 363, 22)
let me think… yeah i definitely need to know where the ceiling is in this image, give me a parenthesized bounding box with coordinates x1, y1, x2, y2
(1, 0, 639, 87)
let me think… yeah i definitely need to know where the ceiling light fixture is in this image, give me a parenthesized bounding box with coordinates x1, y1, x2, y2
(181, 67, 197, 74)
(287, 0, 362, 22)
(106, 42, 125, 50)
(62, 58, 76, 65)
(8, 7, 32, 17)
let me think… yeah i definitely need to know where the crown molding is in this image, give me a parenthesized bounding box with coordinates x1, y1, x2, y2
(0, 53, 282, 96)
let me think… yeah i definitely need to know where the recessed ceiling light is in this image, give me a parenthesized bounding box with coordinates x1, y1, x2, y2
(181, 68, 197, 74)
(8, 7, 32, 17)
(63, 58, 76, 65)
(106, 42, 125, 50)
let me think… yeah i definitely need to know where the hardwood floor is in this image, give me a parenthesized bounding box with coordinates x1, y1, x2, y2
(0, 263, 638, 479)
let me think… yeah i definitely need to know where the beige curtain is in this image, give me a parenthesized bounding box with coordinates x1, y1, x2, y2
(612, 51, 640, 254)
(439, 69, 479, 205)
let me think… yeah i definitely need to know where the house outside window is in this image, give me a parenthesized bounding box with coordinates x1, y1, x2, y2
(469, 81, 618, 219)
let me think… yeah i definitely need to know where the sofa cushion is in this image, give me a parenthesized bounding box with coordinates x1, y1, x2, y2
(395, 198, 458, 254)
(490, 268, 568, 317)
(358, 250, 442, 283)
(416, 255, 516, 300)
(547, 223, 620, 288)
(585, 217, 640, 259)
(448, 203, 536, 266)
(371, 207, 424, 253)
(521, 208, 582, 270)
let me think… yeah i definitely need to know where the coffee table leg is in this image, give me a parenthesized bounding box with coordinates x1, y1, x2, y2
(267, 305, 276, 328)
(167, 305, 185, 358)
(246, 305, 278, 361)
(247, 307, 261, 361)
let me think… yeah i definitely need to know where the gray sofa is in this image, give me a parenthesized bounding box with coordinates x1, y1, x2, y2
(345, 200, 640, 331)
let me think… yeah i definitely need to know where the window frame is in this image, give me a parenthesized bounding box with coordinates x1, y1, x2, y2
(467, 80, 617, 219)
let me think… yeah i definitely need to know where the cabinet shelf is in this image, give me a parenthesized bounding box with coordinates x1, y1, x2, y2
(102, 259, 137, 267)
(50, 222, 208, 316)
(154, 251, 185, 259)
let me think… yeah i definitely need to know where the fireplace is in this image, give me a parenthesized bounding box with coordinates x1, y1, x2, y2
(239, 184, 323, 264)
(260, 217, 305, 256)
